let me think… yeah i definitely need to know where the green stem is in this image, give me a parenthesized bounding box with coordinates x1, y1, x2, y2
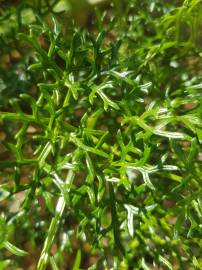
(108, 182, 125, 256)
(37, 167, 75, 270)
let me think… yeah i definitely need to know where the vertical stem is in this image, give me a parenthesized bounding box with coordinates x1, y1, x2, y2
(108, 182, 125, 256)
(37, 169, 75, 270)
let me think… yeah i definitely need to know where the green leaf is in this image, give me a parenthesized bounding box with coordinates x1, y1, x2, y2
(159, 255, 173, 270)
(70, 134, 109, 158)
(50, 256, 59, 270)
(38, 142, 53, 167)
(0, 216, 7, 249)
(97, 88, 120, 110)
(4, 241, 28, 257)
(43, 191, 55, 214)
(72, 249, 81, 270)
(86, 153, 95, 183)
(124, 204, 139, 237)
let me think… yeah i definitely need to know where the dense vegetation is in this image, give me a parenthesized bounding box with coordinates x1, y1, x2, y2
(0, 0, 202, 269)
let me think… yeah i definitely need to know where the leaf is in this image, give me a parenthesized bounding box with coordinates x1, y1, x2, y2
(105, 176, 120, 183)
(124, 204, 139, 237)
(154, 129, 188, 140)
(43, 192, 55, 214)
(70, 134, 109, 158)
(86, 186, 95, 206)
(141, 258, 150, 270)
(128, 116, 190, 140)
(139, 82, 152, 93)
(87, 109, 103, 128)
(0, 186, 10, 202)
(109, 70, 135, 86)
(142, 170, 155, 190)
(159, 255, 173, 270)
(127, 166, 155, 190)
(192, 256, 201, 268)
(97, 174, 105, 202)
(50, 256, 59, 270)
(0, 216, 7, 249)
(136, 145, 151, 166)
(38, 142, 53, 167)
(187, 138, 198, 168)
(86, 153, 95, 183)
(170, 139, 186, 164)
(95, 31, 106, 48)
(196, 128, 202, 143)
(0, 259, 11, 269)
(4, 241, 28, 257)
(72, 249, 81, 270)
(52, 16, 61, 38)
(97, 89, 120, 110)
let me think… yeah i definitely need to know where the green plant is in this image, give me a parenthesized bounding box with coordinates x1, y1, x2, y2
(0, 0, 202, 269)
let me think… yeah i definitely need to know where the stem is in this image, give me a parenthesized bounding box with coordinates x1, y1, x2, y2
(108, 182, 125, 256)
(37, 168, 75, 270)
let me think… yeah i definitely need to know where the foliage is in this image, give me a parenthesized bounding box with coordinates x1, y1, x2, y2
(0, 0, 202, 269)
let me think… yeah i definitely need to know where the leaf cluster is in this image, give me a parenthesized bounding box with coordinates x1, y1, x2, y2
(0, 0, 202, 269)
